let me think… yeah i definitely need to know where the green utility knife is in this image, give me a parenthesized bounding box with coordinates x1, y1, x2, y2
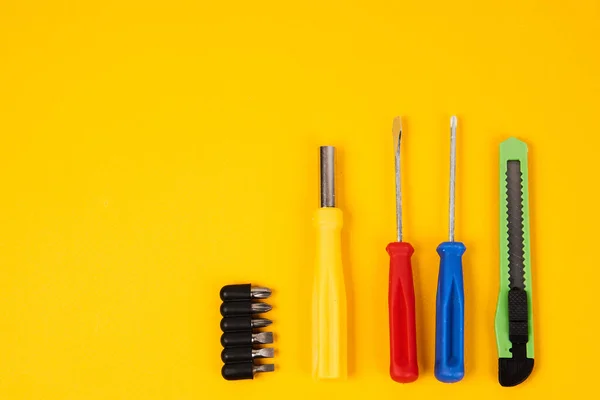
(495, 138, 535, 387)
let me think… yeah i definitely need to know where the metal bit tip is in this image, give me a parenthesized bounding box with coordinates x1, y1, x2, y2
(450, 115, 457, 129)
(250, 287, 272, 299)
(254, 364, 275, 373)
(251, 318, 272, 328)
(254, 332, 274, 344)
(250, 302, 272, 313)
(254, 348, 275, 358)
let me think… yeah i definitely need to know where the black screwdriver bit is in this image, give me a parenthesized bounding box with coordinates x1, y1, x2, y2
(221, 331, 274, 347)
(220, 316, 272, 332)
(221, 346, 274, 363)
(220, 284, 271, 301)
(220, 301, 272, 317)
(221, 362, 275, 380)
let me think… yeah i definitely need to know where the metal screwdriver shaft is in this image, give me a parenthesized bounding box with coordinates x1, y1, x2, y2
(393, 116, 403, 242)
(320, 146, 335, 207)
(387, 116, 418, 383)
(434, 116, 466, 383)
(449, 116, 457, 242)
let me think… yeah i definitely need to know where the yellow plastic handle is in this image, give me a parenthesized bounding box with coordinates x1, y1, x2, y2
(312, 207, 347, 380)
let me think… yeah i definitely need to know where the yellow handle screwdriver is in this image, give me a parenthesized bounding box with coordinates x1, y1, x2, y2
(312, 145, 347, 380)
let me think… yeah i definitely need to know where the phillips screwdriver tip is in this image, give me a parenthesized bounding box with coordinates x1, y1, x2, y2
(252, 318, 273, 328)
(450, 115, 457, 129)
(251, 302, 273, 313)
(251, 287, 272, 299)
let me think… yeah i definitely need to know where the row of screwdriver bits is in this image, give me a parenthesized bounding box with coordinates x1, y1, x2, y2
(219, 284, 275, 380)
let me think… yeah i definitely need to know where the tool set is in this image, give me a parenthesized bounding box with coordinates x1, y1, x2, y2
(218, 119, 536, 387)
(219, 284, 275, 380)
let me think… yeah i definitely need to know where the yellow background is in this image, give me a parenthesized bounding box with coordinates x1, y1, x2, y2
(0, 1, 598, 398)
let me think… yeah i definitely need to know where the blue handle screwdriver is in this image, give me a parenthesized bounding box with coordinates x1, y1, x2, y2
(434, 116, 466, 383)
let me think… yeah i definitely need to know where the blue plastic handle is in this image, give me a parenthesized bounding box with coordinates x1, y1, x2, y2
(434, 241, 466, 383)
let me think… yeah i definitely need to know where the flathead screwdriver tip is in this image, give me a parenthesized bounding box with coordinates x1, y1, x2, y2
(256, 332, 274, 344)
(255, 348, 275, 358)
(255, 364, 275, 373)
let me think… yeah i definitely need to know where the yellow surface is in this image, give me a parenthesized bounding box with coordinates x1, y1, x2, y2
(313, 207, 346, 380)
(0, 1, 598, 398)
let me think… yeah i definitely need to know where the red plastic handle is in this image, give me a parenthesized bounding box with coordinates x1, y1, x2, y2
(387, 241, 418, 383)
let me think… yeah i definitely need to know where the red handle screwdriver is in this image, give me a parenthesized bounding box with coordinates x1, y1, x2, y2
(387, 116, 418, 383)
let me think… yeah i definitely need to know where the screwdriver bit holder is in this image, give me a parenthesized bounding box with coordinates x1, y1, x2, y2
(219, 283, 275, 380)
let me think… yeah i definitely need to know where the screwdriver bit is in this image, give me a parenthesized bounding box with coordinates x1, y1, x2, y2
(221, 347, 275, 363)
(222, 362, 275, 381)
(220, 316, 272, 332)
(220, 301, 272, 317)
(221, 331, 274, 347)
(220, 284, 271, 301)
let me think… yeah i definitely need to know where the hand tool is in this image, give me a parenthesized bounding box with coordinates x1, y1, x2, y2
(386, 116, 418, 383)
(312, 145, 347, 380)
(434, 116, 466, 383)
(221, 331, 274, 347)
(495, 137, 535, 387)
(220, 301, 272, 317)
(221, 347, 275, 363)
(221, 362, 275, 380)
(220, 284, 272, 301)
(220, 316, 272, 332)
